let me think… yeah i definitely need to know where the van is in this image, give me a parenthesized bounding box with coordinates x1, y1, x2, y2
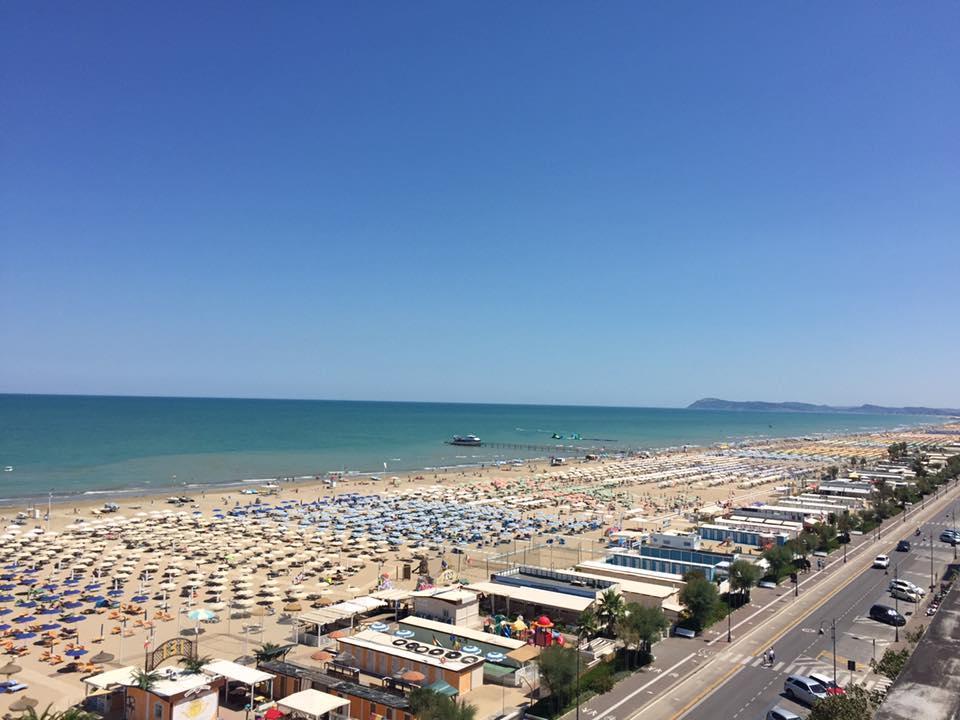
(869, 603, 906, 626)
(783, 675, 828, 705)
(889, 586, 921, 603)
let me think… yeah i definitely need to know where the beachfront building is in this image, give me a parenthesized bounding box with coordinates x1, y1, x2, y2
(397, 615, 541, 687)
(410, 586, 480, 629)
(258, 659, 413, 720)
(734, 504, 828, 525)
(464, 580, 595, 625)
(698, 523, 791, 550)
(575, 559, 685, 590)
(83, 665, 227, 720)
(336, 629, 486, 696)
(295, 596, 388, 646)
(816, 479, 875, 499)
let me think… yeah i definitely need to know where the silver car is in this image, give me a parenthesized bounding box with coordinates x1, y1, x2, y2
(783, 674, 828, 705)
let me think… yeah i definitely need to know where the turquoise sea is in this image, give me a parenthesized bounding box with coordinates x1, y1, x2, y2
(0, 394, 941, 504)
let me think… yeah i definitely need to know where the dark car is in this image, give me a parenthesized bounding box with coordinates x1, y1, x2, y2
(896, 540, 911, 552)
(869, 603, 906, 626)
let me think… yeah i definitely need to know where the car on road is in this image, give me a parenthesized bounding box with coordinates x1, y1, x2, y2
(873, 554, 890, 569)
(809, 672, 845, 695)
(869, 603, 907, 626)
(896, 540, 911, 552)
(766, 707, 802, 720)
(889, 578, 926, 597)
(783, 675, 829, 705)
(939, 530, 960, 545)
(890, 586, 922, 603)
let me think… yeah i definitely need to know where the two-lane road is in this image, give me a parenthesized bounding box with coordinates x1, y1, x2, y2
(680, 510, 960, 720)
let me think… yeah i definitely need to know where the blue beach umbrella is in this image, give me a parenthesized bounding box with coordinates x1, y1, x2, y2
(63, 601, 83, 610)
(39, 607, 60, 615)
(63, 614, 86, 623)
(12, 631, 35, 640)
(0, 584, 14, 591)
(0, 623, 9, 631)
(62, 589, 80, 596)
(17, 600, 37, 609)
(107, 590, 124, 597)
(485, 652, 506, 662)
(460, 645, 481, 655)
(131, 595, 149, 603)
(0, 595, 14, 603)
(14, 615, 36, 623)
(85, 596, 105, 604)
(394, 629, 415, 639)
(65, 648, 88, 658)
(42, 583, 59, 591)
(0, 608, 11, 616)
(38, 594, 59, 603)
(38, 623, 60, 631)
(370, 622, 389, 632)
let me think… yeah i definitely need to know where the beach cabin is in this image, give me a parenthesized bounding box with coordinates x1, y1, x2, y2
(336, 629, 485, 696)
(83, 665, 226, 720)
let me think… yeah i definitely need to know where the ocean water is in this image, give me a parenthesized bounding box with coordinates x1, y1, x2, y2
(0, 394, 940, 503)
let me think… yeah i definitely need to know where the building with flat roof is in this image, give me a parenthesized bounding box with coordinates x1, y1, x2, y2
(337, 629, 485, 696)
(411, 586, 481, 629)
(575, 559, 685, 589)
(464, 580, 594, 624)
(83, 664, 228, 720)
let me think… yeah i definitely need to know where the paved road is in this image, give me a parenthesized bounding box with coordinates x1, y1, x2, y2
(556, 482, 960, 720)
(680, 505, 960, 720)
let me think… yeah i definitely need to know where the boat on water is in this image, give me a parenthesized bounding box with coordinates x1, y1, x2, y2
(2, 466, 12, 472)
(450, 434, 482, 446)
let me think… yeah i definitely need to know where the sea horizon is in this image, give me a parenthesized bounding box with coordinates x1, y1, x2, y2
(0, 393, 945, 506)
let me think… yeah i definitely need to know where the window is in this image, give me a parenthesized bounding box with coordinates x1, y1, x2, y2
(154, 703, 163, 719)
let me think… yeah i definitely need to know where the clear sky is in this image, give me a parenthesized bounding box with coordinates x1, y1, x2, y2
(2, 3, 958, 408)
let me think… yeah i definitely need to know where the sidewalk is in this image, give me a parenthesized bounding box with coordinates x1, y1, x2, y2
(557, 482, 960, 720)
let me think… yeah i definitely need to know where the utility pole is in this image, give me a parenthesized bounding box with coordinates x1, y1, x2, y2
(894, 564, 900, 643)
(930, 532, 936, 593)
(832, 618, 837, 690)
(727, 593, 732, 642)
(953, 508, 957, 561)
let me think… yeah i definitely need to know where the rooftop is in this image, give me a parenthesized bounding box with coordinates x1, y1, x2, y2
(338, 629, 485, 672)
(84, 665, 216, 698)
(465, 581, 595, 613)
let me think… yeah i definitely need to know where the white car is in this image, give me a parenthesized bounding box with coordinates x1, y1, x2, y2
(766, 708, 802, 720)
(873, 554, 890, 569)
(889, 578, 926, 597)
(890, 586, 922, 603)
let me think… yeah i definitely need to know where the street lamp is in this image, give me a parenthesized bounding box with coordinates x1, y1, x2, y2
(930, 532, 936, 593)
(893, 564, 900, 643)
(727, 592, 732, 642)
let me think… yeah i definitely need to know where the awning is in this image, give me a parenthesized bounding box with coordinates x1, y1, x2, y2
(203, 660, 274, 686)
(506, 645, 540, 664)
(278, 689, 350, 719)
(84, 666, 138, 690)
(427, 679, 458, 697)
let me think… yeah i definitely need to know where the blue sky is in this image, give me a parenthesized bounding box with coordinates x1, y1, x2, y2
(2, 3, 958, 407)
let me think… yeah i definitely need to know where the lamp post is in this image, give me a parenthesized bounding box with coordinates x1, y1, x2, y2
(831, 619, 837, 690)
(727, 593, 732, 643)
(953, 508, 957, 561)
(930, 532, 936, 593)
(893, 564, 900, 644)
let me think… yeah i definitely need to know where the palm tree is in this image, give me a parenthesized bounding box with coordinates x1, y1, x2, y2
(576, 608, 600, 643)
(452, 701, 478, 720)
(253, 642, 285, 663)
(596, 589, 626, 637)
(18, 706, 100, 720)
(179, 655, 212, 674)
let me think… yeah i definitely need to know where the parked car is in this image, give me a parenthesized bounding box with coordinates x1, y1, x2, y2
(808, 672, 845, 696)
(889, 578, 926, 597)
(783, 675, 829, 705)
(890, 586, 922, 603)
(896, 540, 911, 552)
(766, 707, 802, 720)
(939, 530, 959, 545)
(869, 603, 906, 626)
(873, 554, 890, 569)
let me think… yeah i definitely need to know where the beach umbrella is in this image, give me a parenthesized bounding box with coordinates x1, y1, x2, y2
(63, 614, 86, 623)
(90, 651, 114, 664)
(9, 697, 39, 712)
(65, 647, 88, 658)
(12, 631, 36, 640)
(485, 652, 506, 662)
(14, 615, 36, 623)
(0, 661, 21, 678)
(187, 609, 215, 622)
(460, 645, 481, 655)
(394, 629, 415, 639)
(370, 621, 389, 632)
(401, 670, 425, 684)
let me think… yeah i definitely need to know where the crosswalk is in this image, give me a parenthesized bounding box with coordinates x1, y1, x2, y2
(713, 650, 892, 692)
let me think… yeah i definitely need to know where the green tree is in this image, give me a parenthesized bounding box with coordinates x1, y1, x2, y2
(806, 684, 878, 720)
(871, 648, 910, 680)
(911, 454, 929, 478)
(17, 706, 100, 720)
(178, 655, 212, 674)
(836, 511, 853, 537)
(253, 642, 286, 663)
(762, 545, 794, 582)
(537, 645, 579, 712)
(618, 603, 668, 667)
(678, 575, 719, 631)
(407, 689, 477, 720)
(576, 608, 600, 642)
(596, 589, 626, 637)
(727, 560, 762, 604)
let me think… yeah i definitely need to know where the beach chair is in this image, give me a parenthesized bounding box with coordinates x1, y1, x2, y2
(4, 682, 27, 693)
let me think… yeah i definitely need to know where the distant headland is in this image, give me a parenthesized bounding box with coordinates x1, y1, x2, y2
(687, 398, 960, 416)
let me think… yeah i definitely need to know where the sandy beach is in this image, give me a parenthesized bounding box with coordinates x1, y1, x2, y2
(2, 423, 956, 716)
